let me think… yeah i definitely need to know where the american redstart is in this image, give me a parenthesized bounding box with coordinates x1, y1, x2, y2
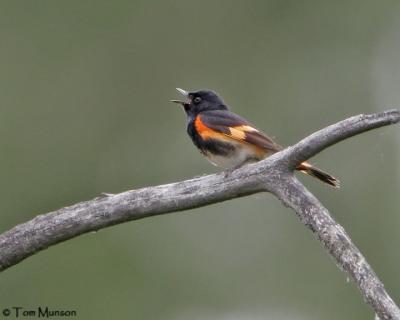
(172, 88, 339, 187)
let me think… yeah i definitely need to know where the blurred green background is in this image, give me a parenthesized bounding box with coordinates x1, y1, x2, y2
(0, 1, 399, 319)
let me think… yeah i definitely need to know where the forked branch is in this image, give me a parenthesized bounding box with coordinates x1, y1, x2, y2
(0, 109, 399, 319)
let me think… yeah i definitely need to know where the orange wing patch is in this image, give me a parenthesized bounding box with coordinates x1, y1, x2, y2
(229, 125, 259, 140)
(234, 125, 259, 132)
(195, 116, 226, 140)
(195, 116, 260, 142)
(194, 115, 268, 158)
(228, 127, 246, 140)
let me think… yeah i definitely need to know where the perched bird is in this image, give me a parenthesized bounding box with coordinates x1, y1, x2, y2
(172, 88, 339, 187)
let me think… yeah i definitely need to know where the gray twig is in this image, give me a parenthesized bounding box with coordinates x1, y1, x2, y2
(0, 109, 399, 319)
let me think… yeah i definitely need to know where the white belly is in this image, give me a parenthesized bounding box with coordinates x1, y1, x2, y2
(204, 144, 266, 168)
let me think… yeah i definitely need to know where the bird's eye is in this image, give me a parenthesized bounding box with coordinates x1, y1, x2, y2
(194, 97, 202, 104)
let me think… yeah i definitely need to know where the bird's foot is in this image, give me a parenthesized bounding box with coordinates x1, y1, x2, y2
(222, 166, 241, 178)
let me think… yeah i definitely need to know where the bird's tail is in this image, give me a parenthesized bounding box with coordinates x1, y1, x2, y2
(297, 162, 340, 188)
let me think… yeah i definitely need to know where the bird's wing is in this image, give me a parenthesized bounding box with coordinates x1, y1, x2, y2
(195, 110, 282, 152)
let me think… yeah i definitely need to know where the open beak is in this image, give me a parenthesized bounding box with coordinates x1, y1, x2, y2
(171, 88, 190, 105)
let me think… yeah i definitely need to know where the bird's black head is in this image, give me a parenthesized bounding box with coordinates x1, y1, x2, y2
(171, 88, 228, 117)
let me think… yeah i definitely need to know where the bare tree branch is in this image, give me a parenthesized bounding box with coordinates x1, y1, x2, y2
(0, 109, 399, 319)
(282, 109, 400, 169)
